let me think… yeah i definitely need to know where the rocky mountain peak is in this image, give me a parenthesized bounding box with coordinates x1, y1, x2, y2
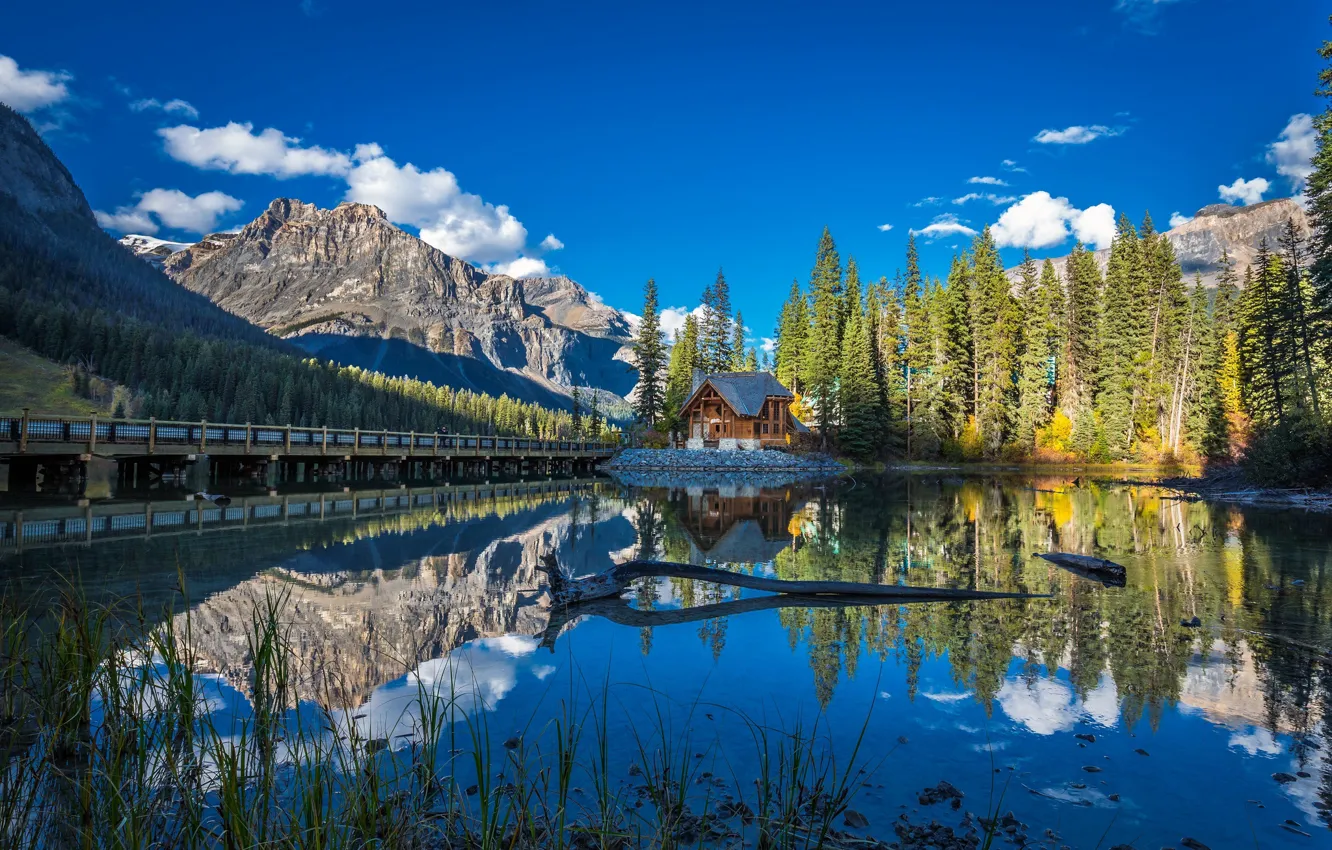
(144, 197, 636, 411)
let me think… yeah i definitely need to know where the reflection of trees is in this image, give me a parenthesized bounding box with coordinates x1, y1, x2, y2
(642, 474, 1332, 740)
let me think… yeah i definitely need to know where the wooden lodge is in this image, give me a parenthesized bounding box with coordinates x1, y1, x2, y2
(676, 371, 808, 450)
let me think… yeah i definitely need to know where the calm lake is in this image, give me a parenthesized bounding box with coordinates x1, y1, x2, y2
(2, 472, 1330, 847)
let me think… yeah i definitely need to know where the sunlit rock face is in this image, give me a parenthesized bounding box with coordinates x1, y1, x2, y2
(136, 198, 635, 409)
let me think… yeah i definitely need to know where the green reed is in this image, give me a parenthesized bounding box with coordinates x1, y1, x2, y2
(0, 584, 883, 850)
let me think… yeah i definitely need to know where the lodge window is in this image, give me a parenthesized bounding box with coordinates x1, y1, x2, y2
(762, 423, 769, 434)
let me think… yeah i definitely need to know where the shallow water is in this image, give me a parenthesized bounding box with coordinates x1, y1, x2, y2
(3, 472, 1330, 847)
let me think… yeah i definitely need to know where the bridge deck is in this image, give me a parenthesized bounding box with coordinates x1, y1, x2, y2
(0, 413, 617, 462)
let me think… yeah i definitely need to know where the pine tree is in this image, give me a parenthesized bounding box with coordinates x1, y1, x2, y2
(744, 348, 758, 371)
(731, 310, 747, 370)
(663, 314, 701, 435)
(867, 277, 905, 454)
(1062, 242, 1103, 456)
(801, 227, 843, 446)
(1015, 252, 1055, 450)
(1306, 19, 1332, 403)
(1278, 216, 1323, 418)
(902, 234, 930, 457)
(837, 299, 882, 459)
(969, 228, 1019, 454)
(632, 277, 666, 426)
(1239, 243, 1295, 428)
(1097, 215, 1143, 458)
(1214, 251, 1244, 424)
(700, 268, 734, 372)
(774, 279, 808, 391)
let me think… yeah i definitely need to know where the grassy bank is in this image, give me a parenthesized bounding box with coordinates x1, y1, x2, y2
(0, 338, 112, 417)
(0, 584, 918, 850)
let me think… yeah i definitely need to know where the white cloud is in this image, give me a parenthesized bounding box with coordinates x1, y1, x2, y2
(911, 213, 977, 241)
(159, 121, 353, 178)
(1073, 203, 1116, 249)
(953, 192, 1017, 206)
(1033, 125, 1123, 145)
(992, 191, 1116, 251)
(1168, 211, 1193, 229)
(485, 256, 550, 279)
(95, 188, 243, 235)
(911, 197, 942, 207)
(345, 145, 531, 264)
(1267, 113, 1315, 195)
(1114, 0, 1184, 31)
(1002, 159, 1027, 173)
(94, 207, 158, 234)
(1218, 177, 1269, 206)
(760, 337, 776, 354)
(130, 97, 199, 119)
(660, 305, 706, 343)
(163, 121, 553, 270)
(0, 54, 71, 113)
(877, 223, 894, 232)
(968, 176, 1008, 186)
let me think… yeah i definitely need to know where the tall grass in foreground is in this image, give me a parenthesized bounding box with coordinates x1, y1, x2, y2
(0, 584, 886, 849)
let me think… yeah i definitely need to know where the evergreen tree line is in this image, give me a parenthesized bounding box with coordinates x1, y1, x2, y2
(768, 219, 1329, 479)
(0, 269, 581, 438)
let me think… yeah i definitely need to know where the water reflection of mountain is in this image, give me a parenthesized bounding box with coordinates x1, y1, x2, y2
(183, 489, 635, 707)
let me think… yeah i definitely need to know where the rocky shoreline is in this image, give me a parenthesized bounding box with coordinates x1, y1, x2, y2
(603, 448, 845, 473)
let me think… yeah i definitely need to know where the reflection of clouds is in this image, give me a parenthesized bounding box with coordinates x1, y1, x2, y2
(996, 676, 1118, 736)
(331, 635, 548, 749)
(1228, 726, 1282, 756)
(922, 691, 972, 704)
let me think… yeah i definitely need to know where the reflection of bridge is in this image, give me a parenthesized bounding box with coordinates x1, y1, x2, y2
(1, 411, 617, 490)
(0, 478, 601, 554)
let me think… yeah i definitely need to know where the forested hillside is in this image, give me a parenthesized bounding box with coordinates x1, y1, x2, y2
(0, 104, 587, 437)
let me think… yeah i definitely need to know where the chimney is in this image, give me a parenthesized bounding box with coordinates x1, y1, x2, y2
(691, 368, 706, 394)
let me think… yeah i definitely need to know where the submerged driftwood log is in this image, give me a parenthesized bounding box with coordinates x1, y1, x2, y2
(535, 554, 1046, 650)
(1035, 552, 1127, 587)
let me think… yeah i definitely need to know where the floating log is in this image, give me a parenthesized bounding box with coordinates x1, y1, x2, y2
(533, 554, 1047, 649)
(537, 555, 1044, 605)
(535, 555, 1048, 651)
(1035, 553, 1126, 587)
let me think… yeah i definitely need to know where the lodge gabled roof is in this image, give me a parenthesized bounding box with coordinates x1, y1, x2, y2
(681, 371, 794, 418)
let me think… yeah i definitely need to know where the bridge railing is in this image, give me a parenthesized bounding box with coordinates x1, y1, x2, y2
(0, 412, 617, 457)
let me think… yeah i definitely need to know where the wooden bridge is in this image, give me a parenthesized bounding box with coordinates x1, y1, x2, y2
(0, 411, 618, 490)
(0, 478, 603, 554)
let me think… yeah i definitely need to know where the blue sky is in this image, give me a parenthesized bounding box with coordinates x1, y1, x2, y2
(1, 0, 1323, 350)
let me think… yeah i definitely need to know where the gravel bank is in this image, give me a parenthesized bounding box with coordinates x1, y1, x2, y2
(604, 448, 845, 473)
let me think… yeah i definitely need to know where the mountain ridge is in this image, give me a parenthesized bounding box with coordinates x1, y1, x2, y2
(122, 198, 637, 411)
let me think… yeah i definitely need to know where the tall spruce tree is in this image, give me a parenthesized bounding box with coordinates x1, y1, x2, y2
(663, 314, 701, 434)
(969, 228, 1019, 454)
(731, 310, 748, 370)
(700, 268, 734, 372)
(1097, 215, 1144, 458)
(774, 279, 808, 391)
(801, 227, 844, 445)
(1306, 19, 1332, 405)
(837, 297, 882, 459)
(632, 277, 666, 426)
(1239, 243, 1295, 428)
(1015, 252, 1055, 449)
(1062, 242, 1103, 456)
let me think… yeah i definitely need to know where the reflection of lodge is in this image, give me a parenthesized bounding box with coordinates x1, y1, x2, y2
(676, 489, 801, 564)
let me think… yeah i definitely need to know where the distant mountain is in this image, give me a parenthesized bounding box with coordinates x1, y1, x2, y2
(123, 199, 637, 411)
(1007, 198, 1311, 286)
